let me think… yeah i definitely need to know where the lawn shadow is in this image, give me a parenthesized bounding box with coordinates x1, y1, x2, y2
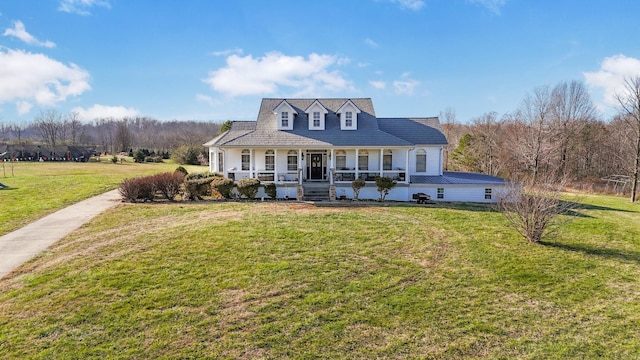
(313, 200, 496, 213)
(561, 199, 637, 214)
(543, 241, 640, 264)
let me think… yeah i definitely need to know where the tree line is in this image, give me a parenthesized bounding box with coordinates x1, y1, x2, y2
(0, 110, 222, 163)
(442, 78, 640, 202)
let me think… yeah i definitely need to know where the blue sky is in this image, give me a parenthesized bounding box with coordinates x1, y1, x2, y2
(1, 0, 640, 123)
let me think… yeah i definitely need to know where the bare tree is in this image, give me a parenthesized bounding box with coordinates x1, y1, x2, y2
(115, 118, 134, 152)
(550, 80, 598, 179)
(497, 180, 578, 244)
(440, 107, 457, 170)
(34, 109, 63, 154)
(614, 76, 640, 202)
(510, 86, 554, 183)
(68, 112, 83, 145)
(471, 111, 503, 176)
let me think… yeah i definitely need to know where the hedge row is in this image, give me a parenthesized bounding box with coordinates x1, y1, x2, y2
(119, 172, 185, 202)
(119, 172, 280, 202)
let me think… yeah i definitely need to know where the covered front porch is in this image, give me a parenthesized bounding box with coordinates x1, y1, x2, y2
(209, 147, 411, 185)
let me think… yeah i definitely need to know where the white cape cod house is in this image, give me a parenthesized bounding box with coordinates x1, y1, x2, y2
(204, 98, 506, 202)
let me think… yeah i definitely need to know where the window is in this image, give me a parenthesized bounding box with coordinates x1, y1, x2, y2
(265, 150, 274, 171)
(358, 150, 368, 170)
(345, 111, 353, 127)
(383, 150, 392, 171)
(313, 112, 320, 127)
(217, 152, 223, 173)
(485, 188, 492, 200)
(241, 149, 250, 171)
(281, 112, 289, 127)
(335, 150, 346, 169)
(437, 188, 444, 199)
(287, 150, 297, 171)
(416, 149, 426, 172)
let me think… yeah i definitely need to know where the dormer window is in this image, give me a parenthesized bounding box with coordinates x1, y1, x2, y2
(305, 100, 328, 130)
(274, 100, 296, 130)
(345, 112, 353, 127)
(336, 99, 361, 130)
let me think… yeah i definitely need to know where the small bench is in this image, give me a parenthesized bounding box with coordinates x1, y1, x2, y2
(412, 192, 431, 204)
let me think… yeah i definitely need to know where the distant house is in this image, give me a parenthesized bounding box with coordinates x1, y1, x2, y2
(204, 98, 506, 202)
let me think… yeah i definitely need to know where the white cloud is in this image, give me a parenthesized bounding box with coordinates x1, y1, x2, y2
(369, 81, 386, 89)
(365, 38, 379, 48)
(16, 100, 32, 115)
(584, 54, 640, 107)
(394, 78, 419, 95)
(391, 0, 425, 11)
(0, 48, 90, 111)
(3, 21, 56, 48)
(196, 94, 221, 106)
(72, 104, 139, 121)
(204, 51, 353, 97)
(211, 47, 244, 57)
(467, 0, 507, 15)
(58, 0, 111, 15)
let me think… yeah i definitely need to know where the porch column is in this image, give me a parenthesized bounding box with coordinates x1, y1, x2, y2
(439, 147, 444, 175)
(379, 148, 384, 178)
(209, 148, 216, 173)
(298, 149, 303, 185)
(250, 149, 254, 178)
(329, 149, 334, 185)
(405, 149, 410, 184)
(274, 149, 278, 182)
(355, 148, 359, 180)
(222, 150, 227, 178)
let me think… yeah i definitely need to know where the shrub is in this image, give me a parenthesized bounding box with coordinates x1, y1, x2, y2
(237, 178, 260, 199)
(210, 177, 235, 199)
(119, 177, 155, 203)
(264, 182, 277, 199)
(144, 156, 163, 163)
(374, 176, 396, 201)
(151, 172, 185, 201)
(171, 145, 202, 165)
(175, 166, 189, 176)
(184, 172, 218, 200)
(111, 155, 118, 164)
(351, 178, 366, 200)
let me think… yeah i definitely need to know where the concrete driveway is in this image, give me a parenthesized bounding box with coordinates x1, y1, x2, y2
(0, 189, 121, 279)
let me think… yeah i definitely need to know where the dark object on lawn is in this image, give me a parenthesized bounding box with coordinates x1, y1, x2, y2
(0, 182, 8, 189)
(412, 192, 431, 204)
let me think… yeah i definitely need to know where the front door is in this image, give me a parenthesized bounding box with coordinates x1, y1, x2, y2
(309, 153, 323, 180)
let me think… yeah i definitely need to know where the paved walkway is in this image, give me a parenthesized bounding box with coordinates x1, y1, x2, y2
(0, 189, 121, 279)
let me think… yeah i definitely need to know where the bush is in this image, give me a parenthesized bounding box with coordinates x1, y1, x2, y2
(111, 155, 118, 164)
(210, 177, 235, 199)
(171, 145, 203, 165)
(374, 176, 396, 201)
(119, 177, 155, 203)
(351, 178, 366, 200)
(175, 166, 189, 176)
(184, 172, 218, 200)
(144, 156, 163, 163)
(237, 178, 260, 199)
(264, 182, 277, 199)
(151, 172, 185, 201)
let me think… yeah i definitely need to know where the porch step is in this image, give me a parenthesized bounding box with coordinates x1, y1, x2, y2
(303, 183, 331, 202)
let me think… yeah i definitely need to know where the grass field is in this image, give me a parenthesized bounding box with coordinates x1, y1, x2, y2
(1, 192, 639, 358)
(0, 160, 206, 236)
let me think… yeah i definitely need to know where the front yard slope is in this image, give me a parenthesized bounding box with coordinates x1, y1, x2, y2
(1, 197, 639, 358)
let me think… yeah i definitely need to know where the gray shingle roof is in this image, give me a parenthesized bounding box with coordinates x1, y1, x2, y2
(411, 172, 507, 185)
(377, 118, 447, 145)
(206, 98, 447, 148)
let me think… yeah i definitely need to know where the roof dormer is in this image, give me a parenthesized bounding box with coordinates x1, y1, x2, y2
(273, 100, 297, 131)
(305, 100, 329, 131)
(336, 99, 361, 130)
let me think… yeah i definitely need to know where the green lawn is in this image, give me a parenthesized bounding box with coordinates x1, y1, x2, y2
(0, 161, 206, 236)
(1, 194, 639, 358)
